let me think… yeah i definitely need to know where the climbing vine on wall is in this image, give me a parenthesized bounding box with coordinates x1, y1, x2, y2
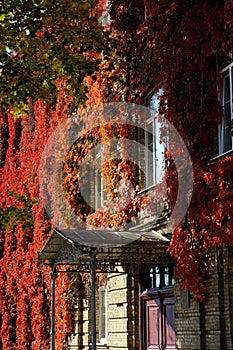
(0, 84, 81, 349)
(0, 1, 233, 349)
(84, 0, 233, 301)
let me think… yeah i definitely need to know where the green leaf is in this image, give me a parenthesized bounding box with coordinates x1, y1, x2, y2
(0, 0, 106, 112)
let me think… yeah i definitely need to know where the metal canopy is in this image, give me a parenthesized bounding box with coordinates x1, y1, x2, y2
(38, 228, 171, 350)
(38, 227, 171, 267)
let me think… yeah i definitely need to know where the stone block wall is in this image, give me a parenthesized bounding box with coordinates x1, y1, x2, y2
(67, 266, 138, 350)
(106, 267, 138, 350)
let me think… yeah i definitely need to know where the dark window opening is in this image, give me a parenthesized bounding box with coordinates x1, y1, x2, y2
(140, 264, 174, 291)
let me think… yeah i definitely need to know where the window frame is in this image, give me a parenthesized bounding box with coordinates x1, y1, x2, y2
(95, 144, 106, 209)
(149, 265, 175, 289)
(219, 61, 233, 155)
(145, 89, 166, 189)
(98, 285, 108, 345)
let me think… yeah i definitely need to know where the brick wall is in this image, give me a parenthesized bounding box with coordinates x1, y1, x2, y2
(107, 266, 136, 350)
(67, 246, 233, 350)
(175, 246, 233, 350)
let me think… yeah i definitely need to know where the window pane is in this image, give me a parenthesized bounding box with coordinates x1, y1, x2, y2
(148, 265, 174, 289)
(145, 121, 155, 187)
(99, 287, 107, 342)
(219, 63, 233, 154)
(164, 266, 169, 287)
(95, 145, 106, 208)
(223, 75, 232, 152)
(154, 119, 164, 183)
(145, 89, 165, 187)
(224, 75, 230, 102)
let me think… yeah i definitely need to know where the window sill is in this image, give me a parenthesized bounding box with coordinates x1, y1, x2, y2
(209, 149, 233, 162)
(96, 342, 108, 349)
(138, 184, 157, 195)
(138, 181, 165, 196)
(97, 338, 108, 346)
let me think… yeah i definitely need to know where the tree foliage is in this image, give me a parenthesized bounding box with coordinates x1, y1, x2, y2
(0, 92, 76, 349)
(0, 0, 104, 114)
(0, 192, 37, 230)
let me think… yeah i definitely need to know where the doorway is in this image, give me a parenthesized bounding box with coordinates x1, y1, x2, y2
(140, 265, 176, 350)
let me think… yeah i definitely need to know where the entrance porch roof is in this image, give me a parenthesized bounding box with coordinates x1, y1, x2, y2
(38, 228, 171, 270)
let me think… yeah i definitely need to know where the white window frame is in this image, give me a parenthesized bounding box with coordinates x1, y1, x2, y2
(98, 285, 107, 344)
(95, 144, 107, 209)
(219, 61, 233, 154)
(145, 90, 166, 188)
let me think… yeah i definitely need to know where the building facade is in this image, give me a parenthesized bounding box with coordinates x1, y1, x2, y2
(40, 1, 233, 349)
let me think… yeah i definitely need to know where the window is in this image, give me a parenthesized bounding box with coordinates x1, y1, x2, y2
(149, 265, 175, 289)
(141, 264, 175, 290)
(140, 264, 176, 350)
(145, 89, 165, 188)
(95, 144, 106, 209)
(219, 61, 233, 154)
(98, 285, 107, 344)
(140, 264, 175, 292)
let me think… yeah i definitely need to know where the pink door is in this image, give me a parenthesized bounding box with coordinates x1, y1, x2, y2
(163, 296, 176, 350)
(146, 299, 161, 350)
(145, 293, 176, 350)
